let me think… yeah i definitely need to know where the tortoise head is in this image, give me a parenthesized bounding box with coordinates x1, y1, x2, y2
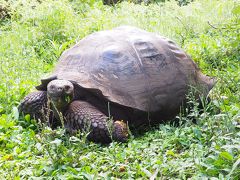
(47, 79, 74, 111)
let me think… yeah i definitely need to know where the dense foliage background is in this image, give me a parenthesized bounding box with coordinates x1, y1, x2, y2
(0, 0, 239, 179)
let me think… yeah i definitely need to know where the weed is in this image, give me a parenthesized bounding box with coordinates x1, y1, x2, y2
(0, 0, 239, 179)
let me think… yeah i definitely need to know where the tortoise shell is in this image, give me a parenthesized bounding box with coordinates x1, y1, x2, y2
(37, 26, 215, 113)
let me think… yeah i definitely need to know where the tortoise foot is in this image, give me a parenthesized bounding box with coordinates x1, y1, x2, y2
(18, 91, 48, 121)
(112, 120, 128, 142)
(65, 100, 129, 143)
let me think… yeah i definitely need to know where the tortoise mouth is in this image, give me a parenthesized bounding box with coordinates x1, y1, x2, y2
(48, 94, 73, 111)
(48, 93, 66, 99)
(49, 95, 63, 102)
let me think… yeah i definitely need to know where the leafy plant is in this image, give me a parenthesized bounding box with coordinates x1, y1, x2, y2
(0, 0, 239, 178)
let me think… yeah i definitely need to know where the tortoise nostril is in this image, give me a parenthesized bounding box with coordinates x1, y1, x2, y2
(50, 85, 55, 90)
(57, 87, 63, 91)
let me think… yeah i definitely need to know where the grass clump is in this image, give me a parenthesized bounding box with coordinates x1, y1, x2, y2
(0, 0, 239, 179)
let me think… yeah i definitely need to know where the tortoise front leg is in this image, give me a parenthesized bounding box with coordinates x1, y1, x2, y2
(18, 91, 54, 125)
(64, 100, 129, 143)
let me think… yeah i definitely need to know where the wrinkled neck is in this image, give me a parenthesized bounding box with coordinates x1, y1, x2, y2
(51, 102, 65, 125)
(50, 97, 72, 125)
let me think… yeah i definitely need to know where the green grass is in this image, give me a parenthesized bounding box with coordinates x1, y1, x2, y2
(0, 0, 239, 179)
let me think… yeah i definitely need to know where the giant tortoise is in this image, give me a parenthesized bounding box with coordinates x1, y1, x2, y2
(19, 26, 215, 143)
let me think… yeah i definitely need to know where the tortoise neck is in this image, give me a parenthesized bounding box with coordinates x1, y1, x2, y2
(51, 102, 69, 126)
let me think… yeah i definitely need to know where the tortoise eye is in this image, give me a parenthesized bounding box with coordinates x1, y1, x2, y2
(50, 85, 55, 90)
(64, 85, 71, 91)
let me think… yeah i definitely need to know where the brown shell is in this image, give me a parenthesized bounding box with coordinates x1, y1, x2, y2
(38, 26, 215, 112)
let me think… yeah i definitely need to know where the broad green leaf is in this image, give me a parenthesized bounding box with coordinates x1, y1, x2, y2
(219, 151, 234, 161)
(232, 4, 240, 15)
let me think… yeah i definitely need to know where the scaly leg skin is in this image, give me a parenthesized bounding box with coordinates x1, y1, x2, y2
(64, 100, 129, 143)
(18, 91, 51, 124)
